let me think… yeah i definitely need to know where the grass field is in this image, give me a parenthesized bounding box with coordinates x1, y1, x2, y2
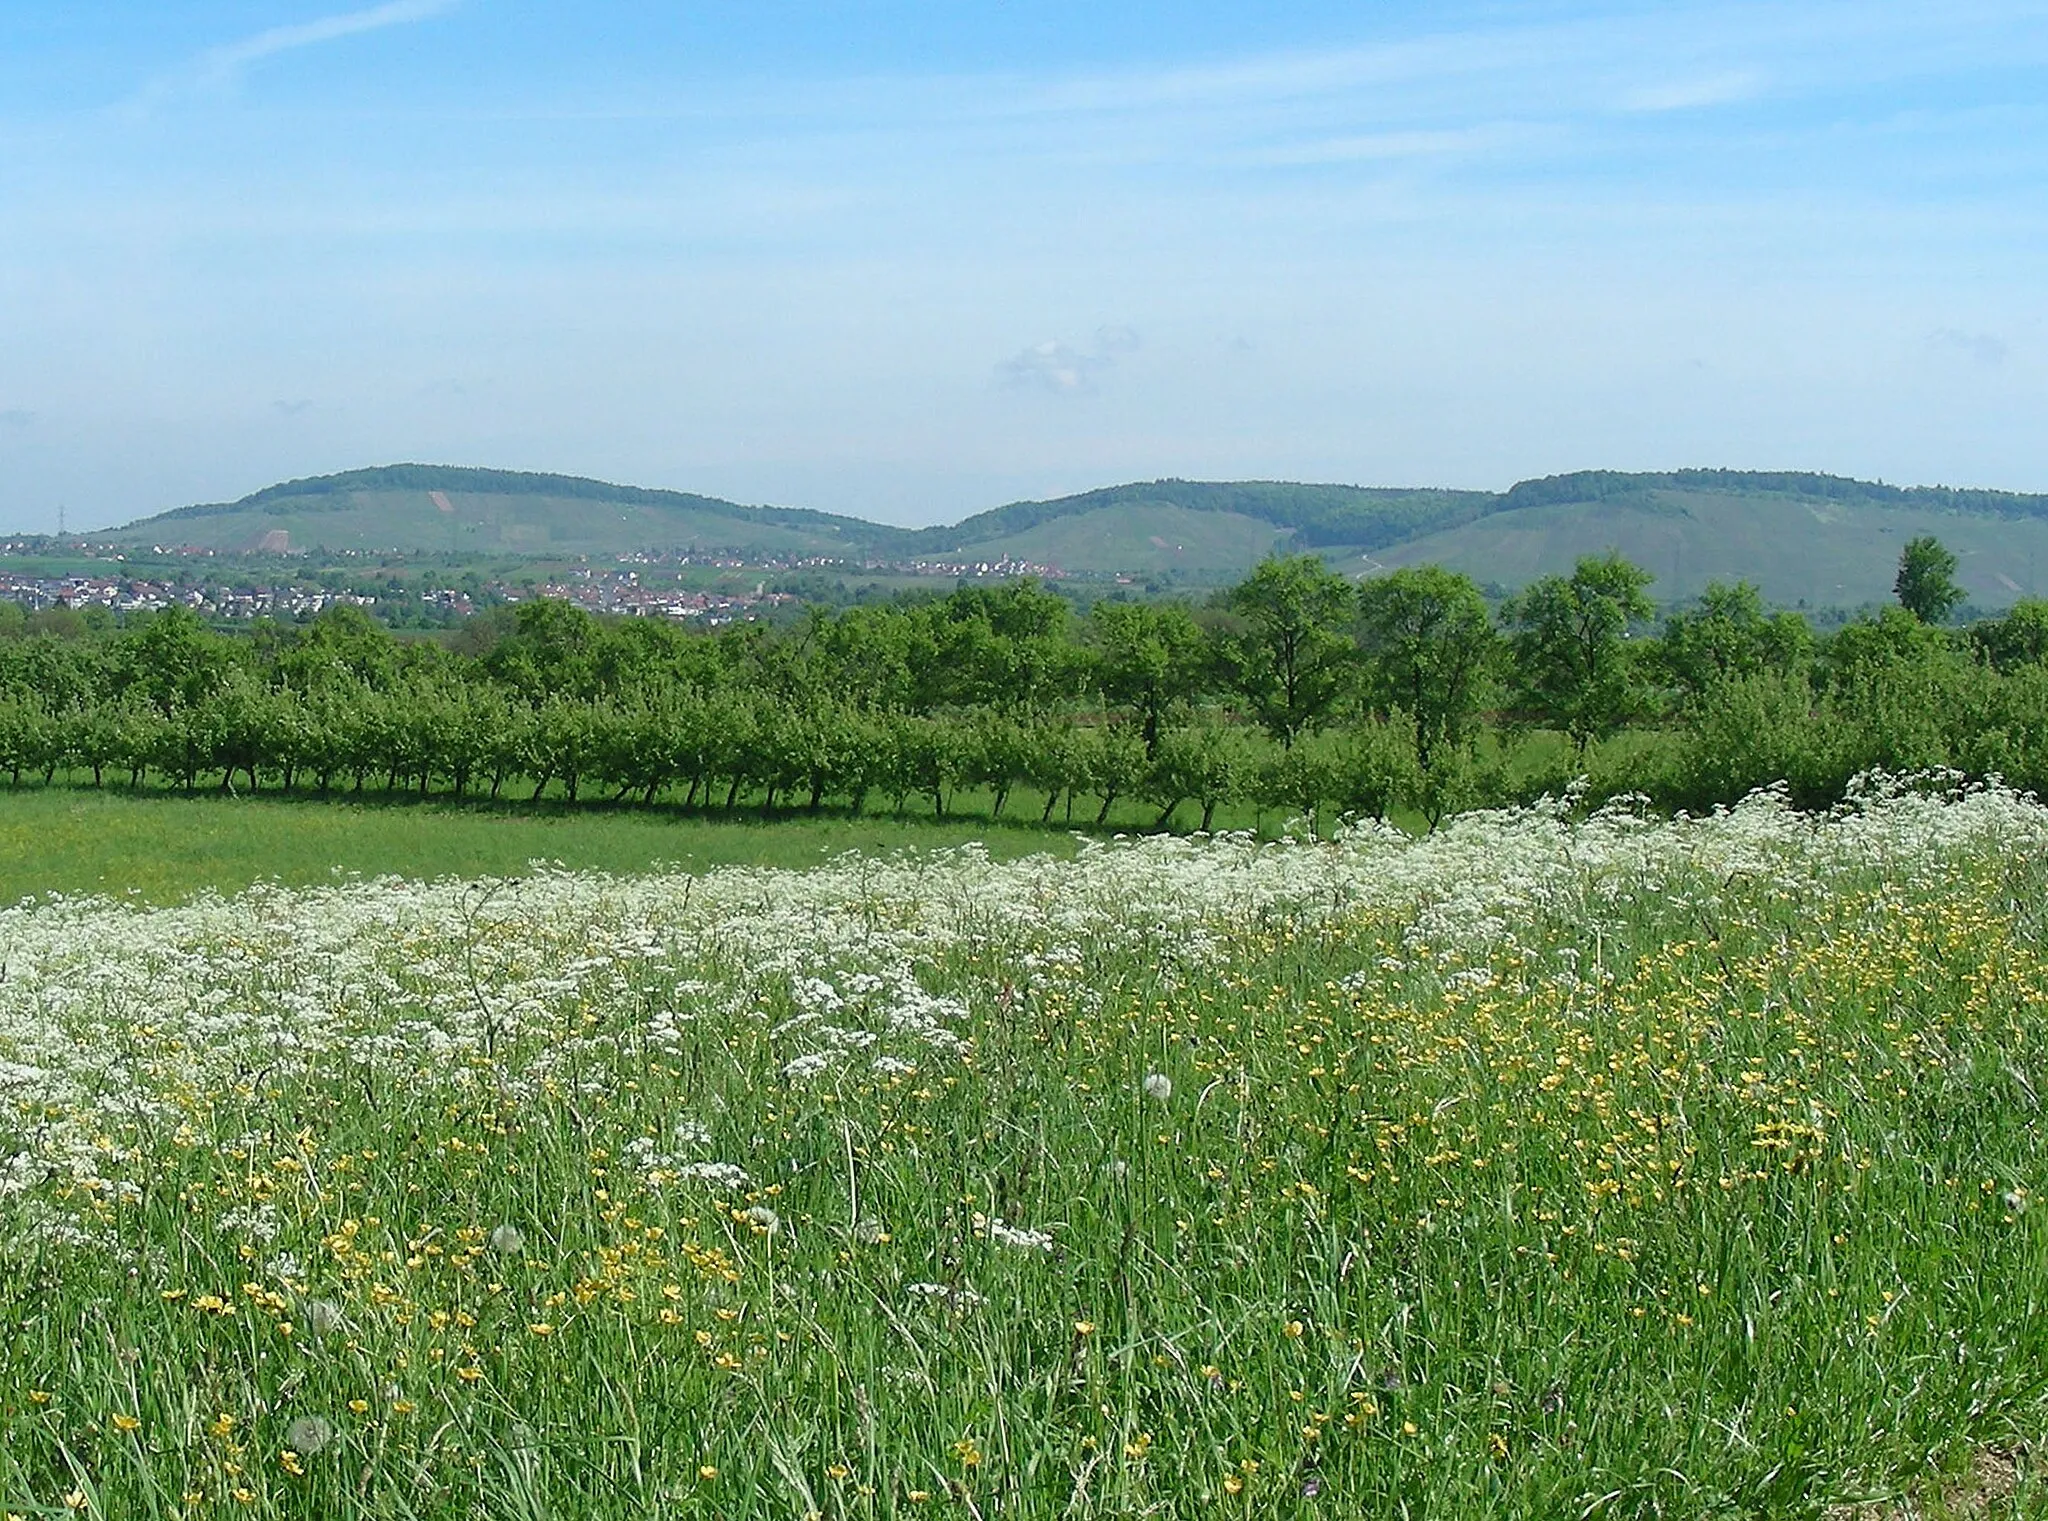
(4, 778, 2048, 1516)
(0, 788, 1087, 905)
(0, 725, 1666, 907)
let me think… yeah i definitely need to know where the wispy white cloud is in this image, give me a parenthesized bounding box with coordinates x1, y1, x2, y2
(133, 0, 457, 109)
(203, 0, 456, 83)
(1621, 70, 1764, 113)
(1234, 124, 1537, 168)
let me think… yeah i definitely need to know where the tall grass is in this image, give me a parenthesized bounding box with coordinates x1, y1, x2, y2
(2, 778, 2047, 1516)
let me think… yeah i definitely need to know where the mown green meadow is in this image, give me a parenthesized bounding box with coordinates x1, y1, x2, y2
(0, 786, 1086, 905)
(4, 780, 2048, 1517)
(0, 722, 1651, 907)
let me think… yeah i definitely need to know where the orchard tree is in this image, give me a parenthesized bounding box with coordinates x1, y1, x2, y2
(1895, 535, 1963, 625)
(1090, 599, 1207, 755)
(1658, 581, 1812, 702)
(1972, 599, 2048, 673)
(1224, 555, 1356, 745)
(1502, 554, 1655, 757)
(481, 598, 605, 702)
(1355, 566, 1495, 770)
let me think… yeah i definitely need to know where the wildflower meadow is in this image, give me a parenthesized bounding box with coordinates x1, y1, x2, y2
(5, 777, 2048, 1517)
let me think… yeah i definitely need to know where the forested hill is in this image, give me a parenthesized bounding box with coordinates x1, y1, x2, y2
(105, 466, 1495, 564)
(103, 464, 2048, 605)
(910, 480, 1497, 553)
(114, 465, 913, 559)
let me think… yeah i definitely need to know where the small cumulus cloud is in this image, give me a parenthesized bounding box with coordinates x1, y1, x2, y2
(997, 327, 1142, 395)
(1621, 71, 1762, 113)
(1926, 328, 2010, 368)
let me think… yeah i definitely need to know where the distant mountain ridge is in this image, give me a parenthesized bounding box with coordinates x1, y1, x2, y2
(136, 463, 893, 545)
(114, 464, 1503, 557)
(104, 463, 2048, 606)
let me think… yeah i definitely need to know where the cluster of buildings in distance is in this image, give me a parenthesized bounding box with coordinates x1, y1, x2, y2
(0, 571, 378, 620)
(0, 568, 792, 627)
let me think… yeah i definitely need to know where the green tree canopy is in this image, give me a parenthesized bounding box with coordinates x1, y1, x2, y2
(1502, 554, 1655, 756)
(1895, 535, 1963, 625)
(1089, 599, 1207, 754)
(1223, 555, 1357, 744)
(1971, 598, 2048, 673)
(1658, 581, 1813, 702)
(1354, 566, 1495, 770)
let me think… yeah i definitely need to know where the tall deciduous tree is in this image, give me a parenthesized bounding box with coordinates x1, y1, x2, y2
(1225, 555, 1356, 745)
(1503, 554, 1655, 756)
(1895, 535, 1963, 625)
(1658, 581, 1811, 702)
(1090, 599, 1206, 755)
(1355, 566, 1496, 770)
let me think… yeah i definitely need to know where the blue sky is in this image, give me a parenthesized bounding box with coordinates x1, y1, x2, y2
(1, 1, 2044, 530)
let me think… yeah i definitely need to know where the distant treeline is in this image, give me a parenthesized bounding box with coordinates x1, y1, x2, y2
(4, 540, 2048, 830)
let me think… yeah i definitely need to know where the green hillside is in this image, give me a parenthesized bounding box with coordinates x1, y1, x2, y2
(1346, 473, 2048, 607)
(951, 502, 1295, 577)
(913, 480, 1494, 555)
(106, 467, 1490, 570)
(99, 463, 2048, 607)
(107, 465, 912, 559)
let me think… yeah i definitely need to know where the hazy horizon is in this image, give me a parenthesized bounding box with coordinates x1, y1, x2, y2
(3, 1, 2045, 533)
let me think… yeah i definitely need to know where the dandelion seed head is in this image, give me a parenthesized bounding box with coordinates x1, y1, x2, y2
(1142, 1072, 1173, 1102)
(286, 1416, 334, 1457)
(489, 1224, 525, 1256)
